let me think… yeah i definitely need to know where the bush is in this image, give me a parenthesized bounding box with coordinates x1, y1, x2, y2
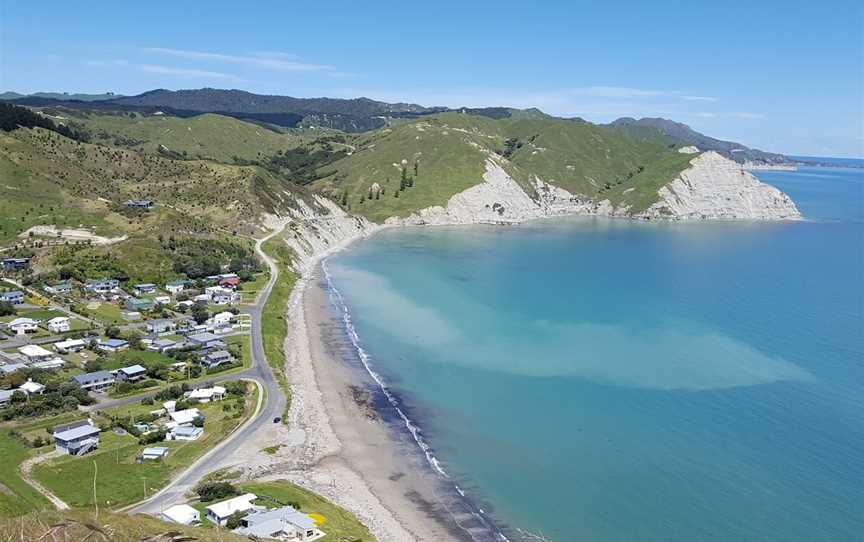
(137, 429, 167, 445)
(196, 481, 239, 503)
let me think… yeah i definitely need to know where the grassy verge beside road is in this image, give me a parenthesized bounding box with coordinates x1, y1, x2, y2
(260, 235, 296, 420)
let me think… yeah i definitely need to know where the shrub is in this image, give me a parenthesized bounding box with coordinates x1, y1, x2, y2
(196, 481, 239, 503)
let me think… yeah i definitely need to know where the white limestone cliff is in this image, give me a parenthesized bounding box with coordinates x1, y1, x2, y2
(637, 151, 801, 220)
(385, 152, 799, 225)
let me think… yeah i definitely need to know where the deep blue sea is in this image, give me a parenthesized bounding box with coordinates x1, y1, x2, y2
(326, 160, 864, 541)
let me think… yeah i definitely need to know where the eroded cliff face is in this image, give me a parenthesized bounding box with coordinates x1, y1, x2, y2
(385, 152, 800, 225)
(281, 195, 380, 272)
(636, 151, 801, 220)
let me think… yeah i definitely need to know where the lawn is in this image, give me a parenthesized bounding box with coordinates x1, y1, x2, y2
(0, 412, 82, 518)
(238, 270, 270, 304)
(87, 302, 125, 325)
(240, 481, 374, 542)
(32, 382, 258, 510)
(260, 235, 296, 420)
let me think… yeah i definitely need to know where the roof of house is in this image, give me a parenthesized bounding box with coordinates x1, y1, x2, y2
(0, 363, 27, 374)
(205, 350, 232, 360)
(205, 493, 258, 519)
(188, 332, 220, 343)
(172, 425, 203, 437)
(239, 505, 317, 534)
(169, 408, 202, 425)
(0, 389, 15, 401)
(0, 290, 23, 298)
(135, 283, 156, 288)
(100, 338, 128, 348)
(119, 364, 146, 375)
(54, 338, 87, 349)
(142, 446, 169, 456)
(47, 316, 70, 324)
(19, 345, 53, 358)
(53, 423, 100, 441)
(153, 339, 177, 348)
(161, 504, 200, 524)
(147, 318, 174, 327)
(8, 318, 37, 327)
(19, 380, 45, 394)
(72, 371, 114, 385)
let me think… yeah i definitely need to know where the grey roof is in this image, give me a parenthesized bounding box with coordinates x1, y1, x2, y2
(54, 423, 100, 441)
(100, 338, 128, 348)
(73, 371, 115, 385)
(147, 319, 175, 327)
(239, 506, 317, 535)
(0, 389, 15, 401)
(119, 364, 146, 375)
(0, 290, 23, 298)
(188, 332, 220, 343)
(0, 363, 27, 374)
(172, 426, 202, 436)
(153, 339, 177, 348)
(142, 446, 169, 456)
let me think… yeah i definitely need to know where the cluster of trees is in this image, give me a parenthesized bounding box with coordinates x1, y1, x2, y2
(161, 237, 261, 279)
(0, 374, 94, 421)
(0, 102, 90, 141)
(0, 300, 16, 316)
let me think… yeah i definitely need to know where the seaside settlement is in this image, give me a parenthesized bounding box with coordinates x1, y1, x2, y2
(0, 255, 330, 540)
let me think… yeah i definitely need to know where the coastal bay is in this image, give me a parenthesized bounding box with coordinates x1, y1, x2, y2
(318, 163, 864, 541)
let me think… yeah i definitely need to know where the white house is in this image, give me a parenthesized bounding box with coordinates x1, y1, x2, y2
(154, 295, 171, 306)
(141, 446, 170, 460)
(161, 504, 200, 526)
(205, 493, 260, 525)
(185, 385, 226, 403)
(53, 338, 87, 353)
(46, 316, 71, 333)
(209, 311, 234, 327)
(204, 286, 240, 305)
(18, 379, 45, 396)
(169, 407, 202, 425)
(165, 280, 188, 295)
(146, 319, 177, 335)
(167, 425, 203, 441)
(19, 344, 55, 363)
(7, 318, 38, 335)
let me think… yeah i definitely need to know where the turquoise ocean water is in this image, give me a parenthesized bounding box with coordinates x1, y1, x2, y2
(325, 161, 863, 541)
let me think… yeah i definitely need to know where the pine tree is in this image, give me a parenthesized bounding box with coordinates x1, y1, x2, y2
(414, 161, 419, 177)
(341, 191, 348, 206)
(368, 187, 373, 200)
(394, 190, 400, 198)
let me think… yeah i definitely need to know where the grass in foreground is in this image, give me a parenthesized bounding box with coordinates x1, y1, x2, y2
(240, 480, 374, 542)
(0, 508, 247, 542)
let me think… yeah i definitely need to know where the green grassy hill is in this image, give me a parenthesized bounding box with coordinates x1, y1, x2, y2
(314, 112, 696, 222)
(73, 110, 302, 163)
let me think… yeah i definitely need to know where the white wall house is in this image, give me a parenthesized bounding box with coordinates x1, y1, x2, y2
(205, 493, 260, 525)
(46, 316, 71, 333)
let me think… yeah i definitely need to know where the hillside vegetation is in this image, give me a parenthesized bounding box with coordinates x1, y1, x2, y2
(315, 112, 695, 221)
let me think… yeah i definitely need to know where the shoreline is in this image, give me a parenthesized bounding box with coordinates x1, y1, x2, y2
(273, 224, 481, 541)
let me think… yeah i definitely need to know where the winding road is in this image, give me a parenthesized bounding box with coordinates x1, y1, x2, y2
(127, 229, 288, 515)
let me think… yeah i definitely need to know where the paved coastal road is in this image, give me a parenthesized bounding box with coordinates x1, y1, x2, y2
(128, 231, 287, 515)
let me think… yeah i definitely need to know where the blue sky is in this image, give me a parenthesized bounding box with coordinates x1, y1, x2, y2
(1, 1, 861, 157)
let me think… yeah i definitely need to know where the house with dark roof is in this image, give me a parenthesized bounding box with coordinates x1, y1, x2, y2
(200, 350, 234, 369)
(0, 290, 25, 305)
(53, 421, 101, 455)
(72, 370, 115, 392)
(2, 258, 30, 271)
(99, 338, 129, 353)
(125, 297, 154, 312)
